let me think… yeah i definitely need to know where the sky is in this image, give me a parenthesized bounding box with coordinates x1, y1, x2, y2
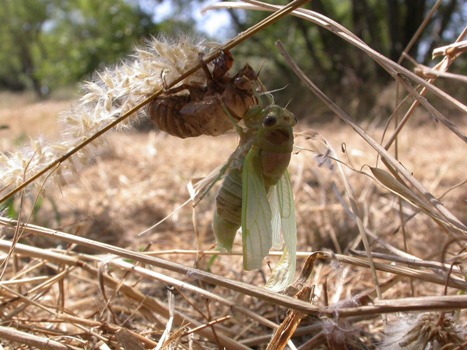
(138, 0, 235, 39)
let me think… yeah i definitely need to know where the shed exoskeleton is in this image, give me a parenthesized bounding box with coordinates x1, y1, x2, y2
(148, 51, 260, 138)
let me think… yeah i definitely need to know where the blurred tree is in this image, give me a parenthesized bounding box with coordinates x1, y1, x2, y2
(0, 0, 463, 110)
(0, 0, 53, 96)
(0, 0, 157, 98)
(218, 0, 464, 115)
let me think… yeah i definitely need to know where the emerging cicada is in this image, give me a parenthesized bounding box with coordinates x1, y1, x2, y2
(214, 99, 297, 260)
(148, 51, 260, 138)
(189, 94, 298, 290)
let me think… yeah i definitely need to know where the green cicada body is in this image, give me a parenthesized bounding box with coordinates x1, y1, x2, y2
(213, 167, 242, 250)
(213, 101, 297, 284)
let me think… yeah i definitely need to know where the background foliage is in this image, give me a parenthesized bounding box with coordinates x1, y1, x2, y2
(0, 0, 464, 110)
(225, 0, 465, 114)
(0, 0, 156, 97)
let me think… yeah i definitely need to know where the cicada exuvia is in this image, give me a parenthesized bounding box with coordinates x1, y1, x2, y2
(148, 51, 260, 138)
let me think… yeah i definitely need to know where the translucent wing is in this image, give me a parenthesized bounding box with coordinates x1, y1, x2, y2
(266, 171, 297, 291)
(242, 147, 272, 270)
(278, 171, 296, 235)
(188, 163, 228, 204)
(268, 184, 282, 249)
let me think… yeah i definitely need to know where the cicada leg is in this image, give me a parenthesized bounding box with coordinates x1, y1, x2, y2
(218, 97, 243, 134)
(198, 50, 234, 94)
(212, 50, 234, 80)
(198, 49, 234, 85)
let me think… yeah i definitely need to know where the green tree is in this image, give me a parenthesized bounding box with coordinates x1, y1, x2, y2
(0, 0, 158, 98)
(0, 0, 54, 95)
(223, 0, 464, 113)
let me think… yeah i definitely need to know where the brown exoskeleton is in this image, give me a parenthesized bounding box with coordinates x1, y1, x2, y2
(147, 51, 260, 138)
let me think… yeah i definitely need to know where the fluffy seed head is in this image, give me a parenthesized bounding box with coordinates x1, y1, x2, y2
(0, 36, 221, 195)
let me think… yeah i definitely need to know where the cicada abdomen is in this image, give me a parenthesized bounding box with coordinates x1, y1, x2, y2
(147, 51, 260, 138)
(213, 168, 243, 250)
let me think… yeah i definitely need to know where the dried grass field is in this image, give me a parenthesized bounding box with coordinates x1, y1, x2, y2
(0, 4, 466, 349)
(0, 86, 465, 349)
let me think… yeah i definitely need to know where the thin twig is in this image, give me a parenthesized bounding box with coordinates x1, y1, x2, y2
(1, 222, 466, 312)
(0, 0, 311, 204)
(271, 42, 466, 236)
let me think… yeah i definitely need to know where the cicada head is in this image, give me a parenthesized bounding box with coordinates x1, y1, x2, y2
(244, 104, 297, 131)
(262, 105, 297, 129)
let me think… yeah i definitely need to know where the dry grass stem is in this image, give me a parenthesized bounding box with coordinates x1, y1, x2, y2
(0, 0, 310, 203)
(1, 1, 465, 348)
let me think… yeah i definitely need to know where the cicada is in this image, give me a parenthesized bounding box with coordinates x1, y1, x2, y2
(207, 96, 298, 290)
(148, 51, 260, 138)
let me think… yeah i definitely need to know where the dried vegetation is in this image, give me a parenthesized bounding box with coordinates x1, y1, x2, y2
(0, 1, 466, 349)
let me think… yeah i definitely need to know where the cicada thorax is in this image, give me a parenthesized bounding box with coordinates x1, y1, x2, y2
(253, 105, 296, 188)
(213, 102, 297, 251)
(220, 64, 259, 120)
(147, 50, 259, 138)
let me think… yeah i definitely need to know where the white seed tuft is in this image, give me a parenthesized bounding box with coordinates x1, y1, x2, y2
(0, 36, 220, 194)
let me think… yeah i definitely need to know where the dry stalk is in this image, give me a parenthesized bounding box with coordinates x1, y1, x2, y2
(274, 40, 466, 238)
(1, 1, 465, 348)
(0, 326, 70, 350)
(0, 0, 310, 204)
(1, 220, 466, 315)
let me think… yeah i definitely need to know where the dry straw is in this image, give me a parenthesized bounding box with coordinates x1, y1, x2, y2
(0, 0, 466, 349)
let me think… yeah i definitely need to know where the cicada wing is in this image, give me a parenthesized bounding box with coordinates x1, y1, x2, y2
(268, 184, 282, 250)
(278, 171, 296, 234)
(188, 163, 228, 204)
(242, 147, 272, 270)
(266, 171, 297, 291)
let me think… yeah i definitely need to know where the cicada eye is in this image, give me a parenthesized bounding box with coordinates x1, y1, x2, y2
(263, 114, 277, 127)
(286, 113, 298, 126)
